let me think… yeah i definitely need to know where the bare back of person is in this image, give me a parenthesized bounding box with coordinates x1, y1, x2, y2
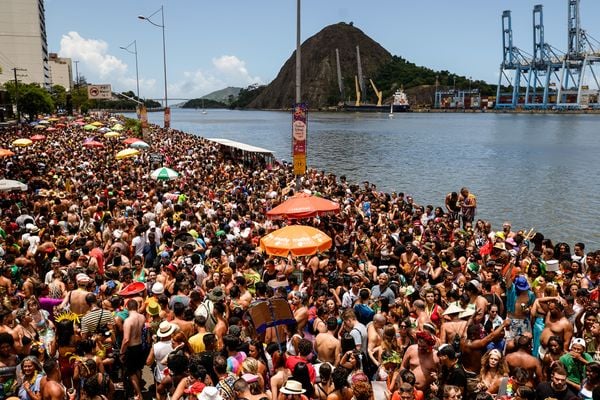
(65, 289, 90, 316)
(505, 350, 541, 386)
(315, 332, 340, 364)
(462, 341, 485, 373)
(440, 320, 467, 344)
(124, 311, 145, 346)
(41, 380, 66, 400)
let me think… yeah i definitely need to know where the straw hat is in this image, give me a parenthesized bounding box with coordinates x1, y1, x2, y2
(280, 380, 306, 395)
(198, 387, 223, 400)
(157, 321, 177, 338)
(443, 303, 464, 316)
(459, 307, 476, 319)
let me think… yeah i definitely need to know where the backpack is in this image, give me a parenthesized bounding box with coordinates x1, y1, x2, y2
(342, 328, 377, 379)
(195, 300, 217, 331)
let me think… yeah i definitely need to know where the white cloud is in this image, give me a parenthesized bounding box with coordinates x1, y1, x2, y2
(212, 55, 262, 85)
(57, 32, 262, 99)
(59, 32, 127, 78)
(57, 31, 156, 97)
(169, 55, 263, 98)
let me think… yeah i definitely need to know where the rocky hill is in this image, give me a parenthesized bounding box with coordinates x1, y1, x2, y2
(243, 22, 497, 110)
(249, 23, 392, 109)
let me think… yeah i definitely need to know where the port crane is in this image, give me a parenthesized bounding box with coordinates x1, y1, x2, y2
(496, 0, 600, 110)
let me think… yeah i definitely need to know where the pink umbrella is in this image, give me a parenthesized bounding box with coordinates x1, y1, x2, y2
(82, 140, 104, 148)
(30, 134, 46, 141)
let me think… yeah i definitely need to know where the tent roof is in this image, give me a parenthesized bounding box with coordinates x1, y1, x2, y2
(207, 138, 273, 154)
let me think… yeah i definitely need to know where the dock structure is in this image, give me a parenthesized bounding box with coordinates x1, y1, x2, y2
(496, 1, 600, 110)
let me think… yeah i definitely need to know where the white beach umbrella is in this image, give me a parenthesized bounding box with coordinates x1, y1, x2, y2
(150, 167, 179, 181)
(0, 179, 28, 191)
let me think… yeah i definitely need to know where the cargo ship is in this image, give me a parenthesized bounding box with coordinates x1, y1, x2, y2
(343, 89, 411, 112)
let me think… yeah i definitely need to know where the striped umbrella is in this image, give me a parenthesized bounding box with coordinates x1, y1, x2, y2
(150, 167, 179, 181)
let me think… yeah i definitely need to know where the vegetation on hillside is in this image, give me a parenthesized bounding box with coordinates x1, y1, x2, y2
(374, 56, 497, 98)
(229, 84, 267, 109)
(181, 98, 227, 109)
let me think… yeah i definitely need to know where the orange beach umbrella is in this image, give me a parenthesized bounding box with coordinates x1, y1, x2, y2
(259, 225, 332, 257)
(267, 192, 340, 220)
(0, 149, 15, 157)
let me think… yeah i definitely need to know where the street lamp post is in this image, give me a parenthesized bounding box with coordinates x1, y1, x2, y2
(120, 40, 140, 100)
(138, 5, 169, 128)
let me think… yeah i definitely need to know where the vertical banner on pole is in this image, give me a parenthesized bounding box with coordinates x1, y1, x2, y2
(164, 106, 171, 128)
(292, 103, 307, 176)
(140, 105, 148, 137)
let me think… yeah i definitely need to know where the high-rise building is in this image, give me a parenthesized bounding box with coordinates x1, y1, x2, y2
(0, 0, 51, 89)
(49, 53, 72, 91)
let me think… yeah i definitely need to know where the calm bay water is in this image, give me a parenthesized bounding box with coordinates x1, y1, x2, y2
(124, 108, 600, 248)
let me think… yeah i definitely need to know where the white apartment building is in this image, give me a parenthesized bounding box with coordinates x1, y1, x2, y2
(0, 0, 51, 89)
(49, 53, 72, 91)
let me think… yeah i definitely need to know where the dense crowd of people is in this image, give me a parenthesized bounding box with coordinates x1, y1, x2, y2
(0, 114, 597, 400)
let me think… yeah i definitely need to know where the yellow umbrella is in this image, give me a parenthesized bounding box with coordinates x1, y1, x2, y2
(112, 123, 124, 131)
(47, 117, 60, 122)
(103, 132, 120, 138)
(115, 148, 140, 160)
(12, 138, 33, 147)
(91, 121, 104, 127)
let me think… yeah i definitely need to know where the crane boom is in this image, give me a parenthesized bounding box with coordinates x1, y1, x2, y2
(354, 75, 361, 106)
(369, 79, 383, 106)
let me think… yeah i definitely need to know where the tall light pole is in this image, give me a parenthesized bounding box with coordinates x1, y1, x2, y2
(292, 0, 305, 193)
(74, 60, 79, 88)
(120, 40, 140, 100)
(138, 5, 169, 128)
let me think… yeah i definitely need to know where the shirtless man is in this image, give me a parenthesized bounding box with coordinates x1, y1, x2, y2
(58, 273, 91, 316)
(0, 267, 12, 300)
(213, 302, 228, 350)
(290, 291, 308, 333)
(120, 299, 146, 400)
(171, 302, 194, 338)
(315, 317, 341, 365)
(504, 265, 535, 339)
(461, 320, 510, 374)
(539, 300, 573, 358)
(367, 314, 386, 356)
(41, 358, 66, 400)
(464, 280, 489, 321)
(439, 304, 468, 345)
(236, 277, 253, 309)
(413, 300, 430, 331)
(0, 333, 18, 398)
(400, 331, 439, 391)
(505, 334, 543, 387)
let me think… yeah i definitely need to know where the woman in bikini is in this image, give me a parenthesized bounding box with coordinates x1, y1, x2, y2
(314, 363, 334, 400)
(270, 351, 290, 400)
(131, 256, 147, 283)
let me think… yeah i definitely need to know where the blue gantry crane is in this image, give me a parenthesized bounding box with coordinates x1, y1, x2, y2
(496, 0, 600, 110)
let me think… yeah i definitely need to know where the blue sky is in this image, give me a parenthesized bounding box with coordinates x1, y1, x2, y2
(45, 0, 600, 101)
